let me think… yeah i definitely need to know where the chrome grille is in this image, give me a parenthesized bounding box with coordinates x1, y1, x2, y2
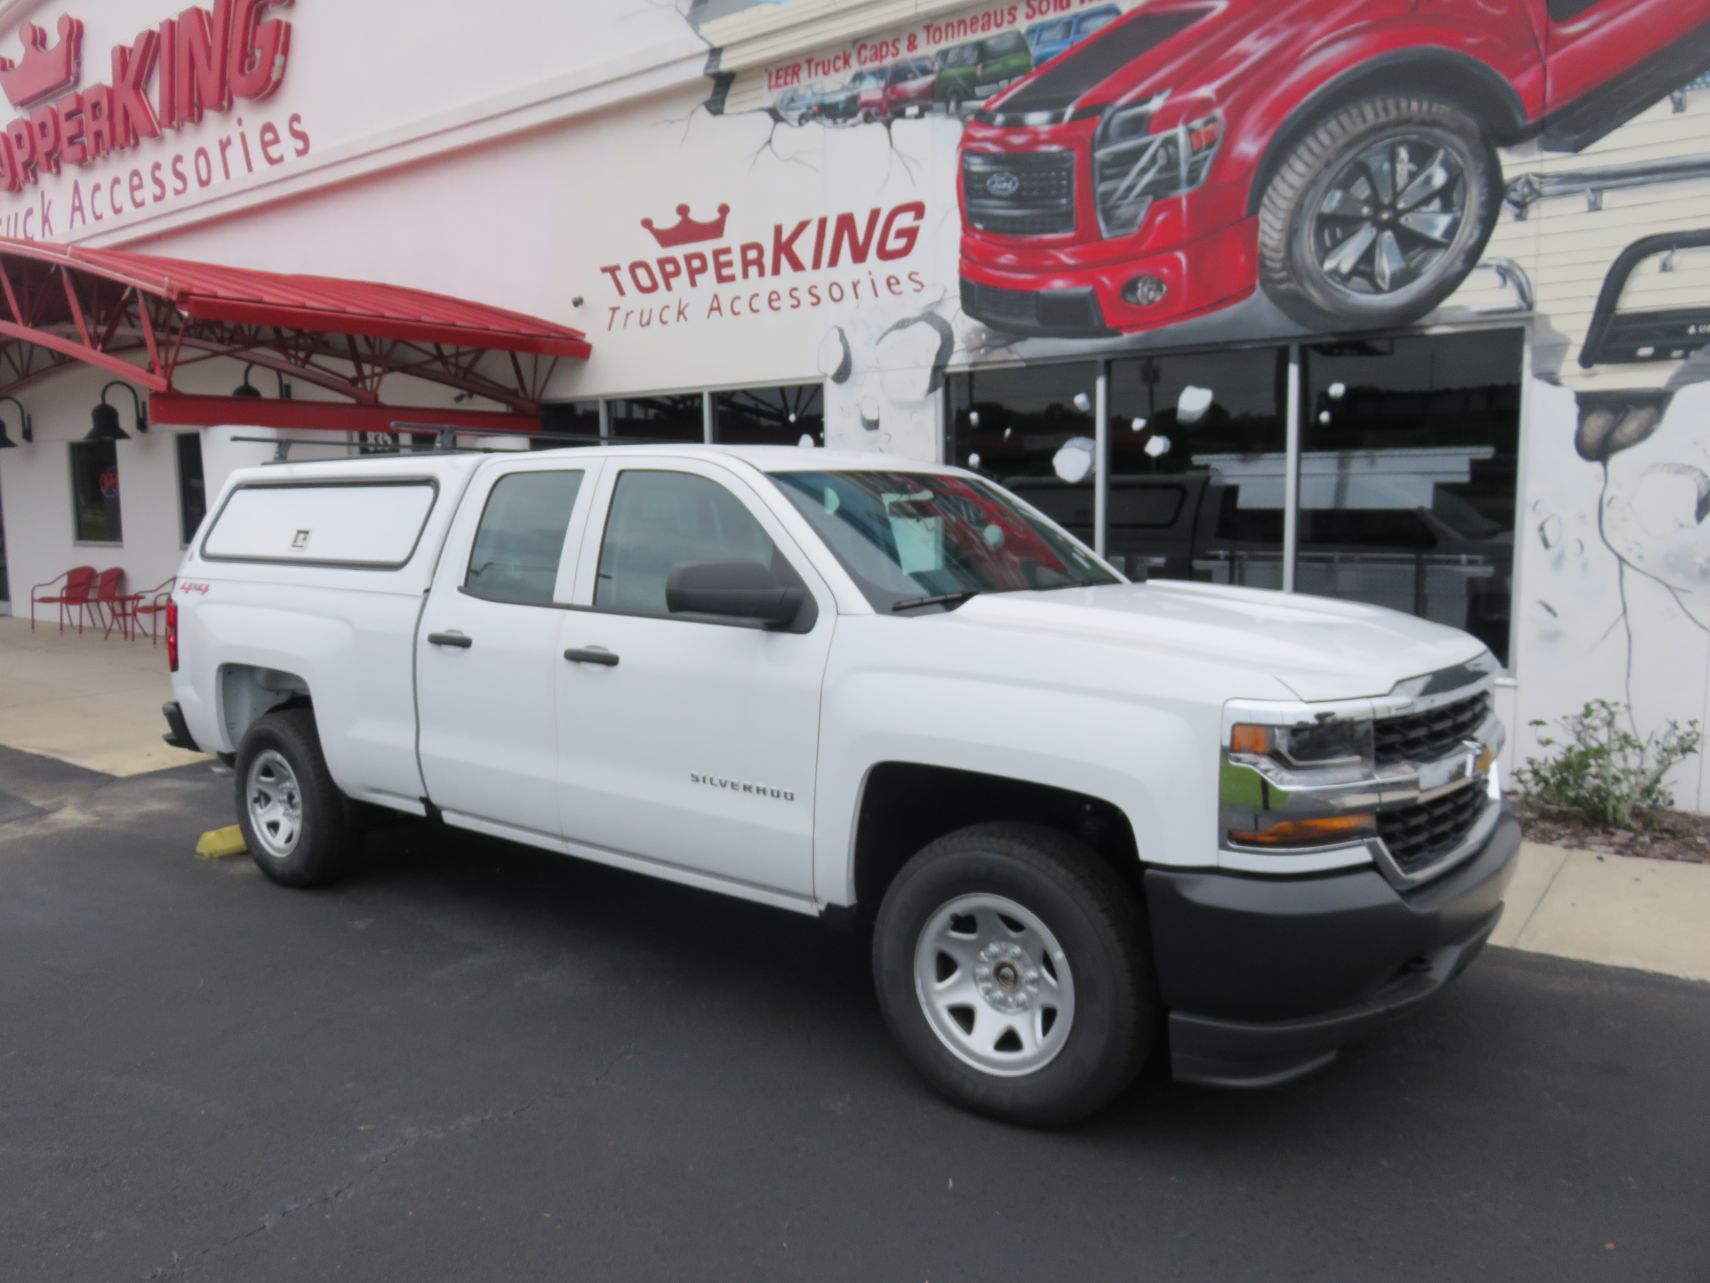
(962, 151, 1076, 236)
(1374, 691, 1492, 767)
(1377, 784, 1487, 875)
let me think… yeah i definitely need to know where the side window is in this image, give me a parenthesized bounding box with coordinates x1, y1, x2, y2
(595, 470, 783, 615)
(464, 470, 584, 605)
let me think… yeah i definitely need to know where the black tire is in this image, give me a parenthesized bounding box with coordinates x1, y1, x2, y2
(234, 708, 357, 888)
(1258, 93, 1503, 333)
(872, 822, 1155, 1126)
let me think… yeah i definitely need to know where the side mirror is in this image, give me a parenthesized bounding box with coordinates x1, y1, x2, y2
(666, 560, 807, 628)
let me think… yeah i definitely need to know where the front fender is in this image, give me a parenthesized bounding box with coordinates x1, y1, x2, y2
(812, 622, 1245, 906)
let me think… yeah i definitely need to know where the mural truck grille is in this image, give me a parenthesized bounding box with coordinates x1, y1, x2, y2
(1377, 783, 1487, 875)
(963, 151, 1077, 235)
(1373, 691, 1492, 768)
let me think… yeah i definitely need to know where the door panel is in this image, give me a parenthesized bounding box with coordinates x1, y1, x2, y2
(417, 461, 597, 837)
(555, 462, 833, 898)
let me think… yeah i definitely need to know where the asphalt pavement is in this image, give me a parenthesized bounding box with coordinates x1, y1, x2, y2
(2, 745, 1707, 1283)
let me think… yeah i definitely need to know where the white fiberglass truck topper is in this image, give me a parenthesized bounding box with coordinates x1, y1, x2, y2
(164, 445, 1518, 1124)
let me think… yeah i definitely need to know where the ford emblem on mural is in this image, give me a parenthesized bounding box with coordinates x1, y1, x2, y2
(983, 169, 1020, 197)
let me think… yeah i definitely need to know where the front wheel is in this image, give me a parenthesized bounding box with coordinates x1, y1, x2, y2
(1258, 93, 1503, 333)
(873, 823, 1155, 1125)
(235, 708, 357, 888)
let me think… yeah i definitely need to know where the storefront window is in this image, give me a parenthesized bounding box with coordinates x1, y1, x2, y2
(176, 433, 206, 546)
(713, 384, 824, 446)
(946, 362, 1098, 546)
(608, 395, 703, 442)
(1106, 348, 1288, 586)
(539, 400, 601, 447)
(70, 441, 122, 543)
(1298, 332, 1521, 663)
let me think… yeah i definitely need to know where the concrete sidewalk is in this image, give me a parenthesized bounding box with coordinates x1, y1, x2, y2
(0, 613, 201, 776)
(1492, 842, 1710, 983)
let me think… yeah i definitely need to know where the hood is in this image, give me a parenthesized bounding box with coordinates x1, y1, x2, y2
(943, 580, 1488, 702)
(988, 2, 1225, 117)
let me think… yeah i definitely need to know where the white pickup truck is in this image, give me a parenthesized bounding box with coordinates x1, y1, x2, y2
(163, 444, 1519, 1124)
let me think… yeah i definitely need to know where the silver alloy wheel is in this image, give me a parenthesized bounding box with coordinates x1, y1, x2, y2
(913, 892, 1076, 1077)
(246, 749, 304, 859)
(1311, 133, 1467, 298)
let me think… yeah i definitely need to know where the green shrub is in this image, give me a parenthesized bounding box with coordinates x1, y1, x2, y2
(1517, 700, 1700, 829)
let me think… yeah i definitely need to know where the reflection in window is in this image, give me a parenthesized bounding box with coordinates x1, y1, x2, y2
(714, 384, 824, 446)
(1298, 332, 1520, 663)
(946, 362, 1098, 546)
(539, 400, 601, 449)
(773, 470, 1116, 611)
(608, 395, 704, 443)
(1106, 348, 1288, 586)
(465, 471, 584, 605)
(70, 440, 122, 543)
(596, 471, 782, 616)
(175, 433, 206, 547)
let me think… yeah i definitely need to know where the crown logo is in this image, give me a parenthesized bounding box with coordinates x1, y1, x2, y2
(0, 16, 83, 111)
(641, 203, 731, 248)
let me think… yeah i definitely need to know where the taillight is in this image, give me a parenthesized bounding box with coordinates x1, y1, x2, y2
(166, 598, 179, 672)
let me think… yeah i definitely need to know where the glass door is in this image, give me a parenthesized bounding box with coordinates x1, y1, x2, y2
(0, 468, 9, 610)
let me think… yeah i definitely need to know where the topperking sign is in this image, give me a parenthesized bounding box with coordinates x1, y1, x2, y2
(0, 2, 307, 236)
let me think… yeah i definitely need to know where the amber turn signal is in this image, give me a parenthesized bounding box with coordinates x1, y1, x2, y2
(1227, 813, 1376, 846)
(1229, 723, 1271, 756)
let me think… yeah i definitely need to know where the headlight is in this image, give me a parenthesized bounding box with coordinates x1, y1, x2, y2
(1230, 715, 1373, 771)
(1092, 91, 1222, 237)
(1222, 711, 1376, 850)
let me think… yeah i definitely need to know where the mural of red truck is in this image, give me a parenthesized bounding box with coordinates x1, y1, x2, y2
(957, 0, 1710, 338)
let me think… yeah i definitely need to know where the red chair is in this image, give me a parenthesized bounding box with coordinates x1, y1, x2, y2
(30, 566, 98, 633)
(128, 578, 176, 645)
(90, 568, 131, 640)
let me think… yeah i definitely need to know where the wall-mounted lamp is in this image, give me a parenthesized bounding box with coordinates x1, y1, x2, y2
(89, 382, 148, 441)
(233, 361, 292, 399)
(0, 394, 30, 448)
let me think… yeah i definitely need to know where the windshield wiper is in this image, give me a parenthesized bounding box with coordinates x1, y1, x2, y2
(890, 590, 981, 613)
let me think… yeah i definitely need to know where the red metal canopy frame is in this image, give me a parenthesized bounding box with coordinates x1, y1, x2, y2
(0, 238, 591, 431)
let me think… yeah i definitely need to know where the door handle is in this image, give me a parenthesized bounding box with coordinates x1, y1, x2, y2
(427, 631, 473, 649)
(564, 646, 619, 667)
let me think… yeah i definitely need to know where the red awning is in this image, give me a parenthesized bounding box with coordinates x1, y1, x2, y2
(0, 238, 590, 431)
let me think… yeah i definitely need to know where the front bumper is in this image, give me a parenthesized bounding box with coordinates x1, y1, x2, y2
(958, 213, 1257, 337)
(1145, 805, 1522, 1088)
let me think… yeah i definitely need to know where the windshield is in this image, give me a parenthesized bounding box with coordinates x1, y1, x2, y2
(771, 470, 1119, 610)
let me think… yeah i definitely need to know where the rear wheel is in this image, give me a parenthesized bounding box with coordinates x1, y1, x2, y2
(873, 823, 1154, 1125)
(235, 708, 357, 888)
(1258, 93, 1502, 332)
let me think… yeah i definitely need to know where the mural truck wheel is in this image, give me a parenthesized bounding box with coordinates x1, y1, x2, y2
(1258, 94, 1502, 333)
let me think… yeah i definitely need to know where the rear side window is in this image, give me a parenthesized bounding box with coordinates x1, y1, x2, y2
(981, 31, 1028, 58)
(464, 470, 584, 605)
(595, 471, 782, 616)
(201, 481, 436, 567)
